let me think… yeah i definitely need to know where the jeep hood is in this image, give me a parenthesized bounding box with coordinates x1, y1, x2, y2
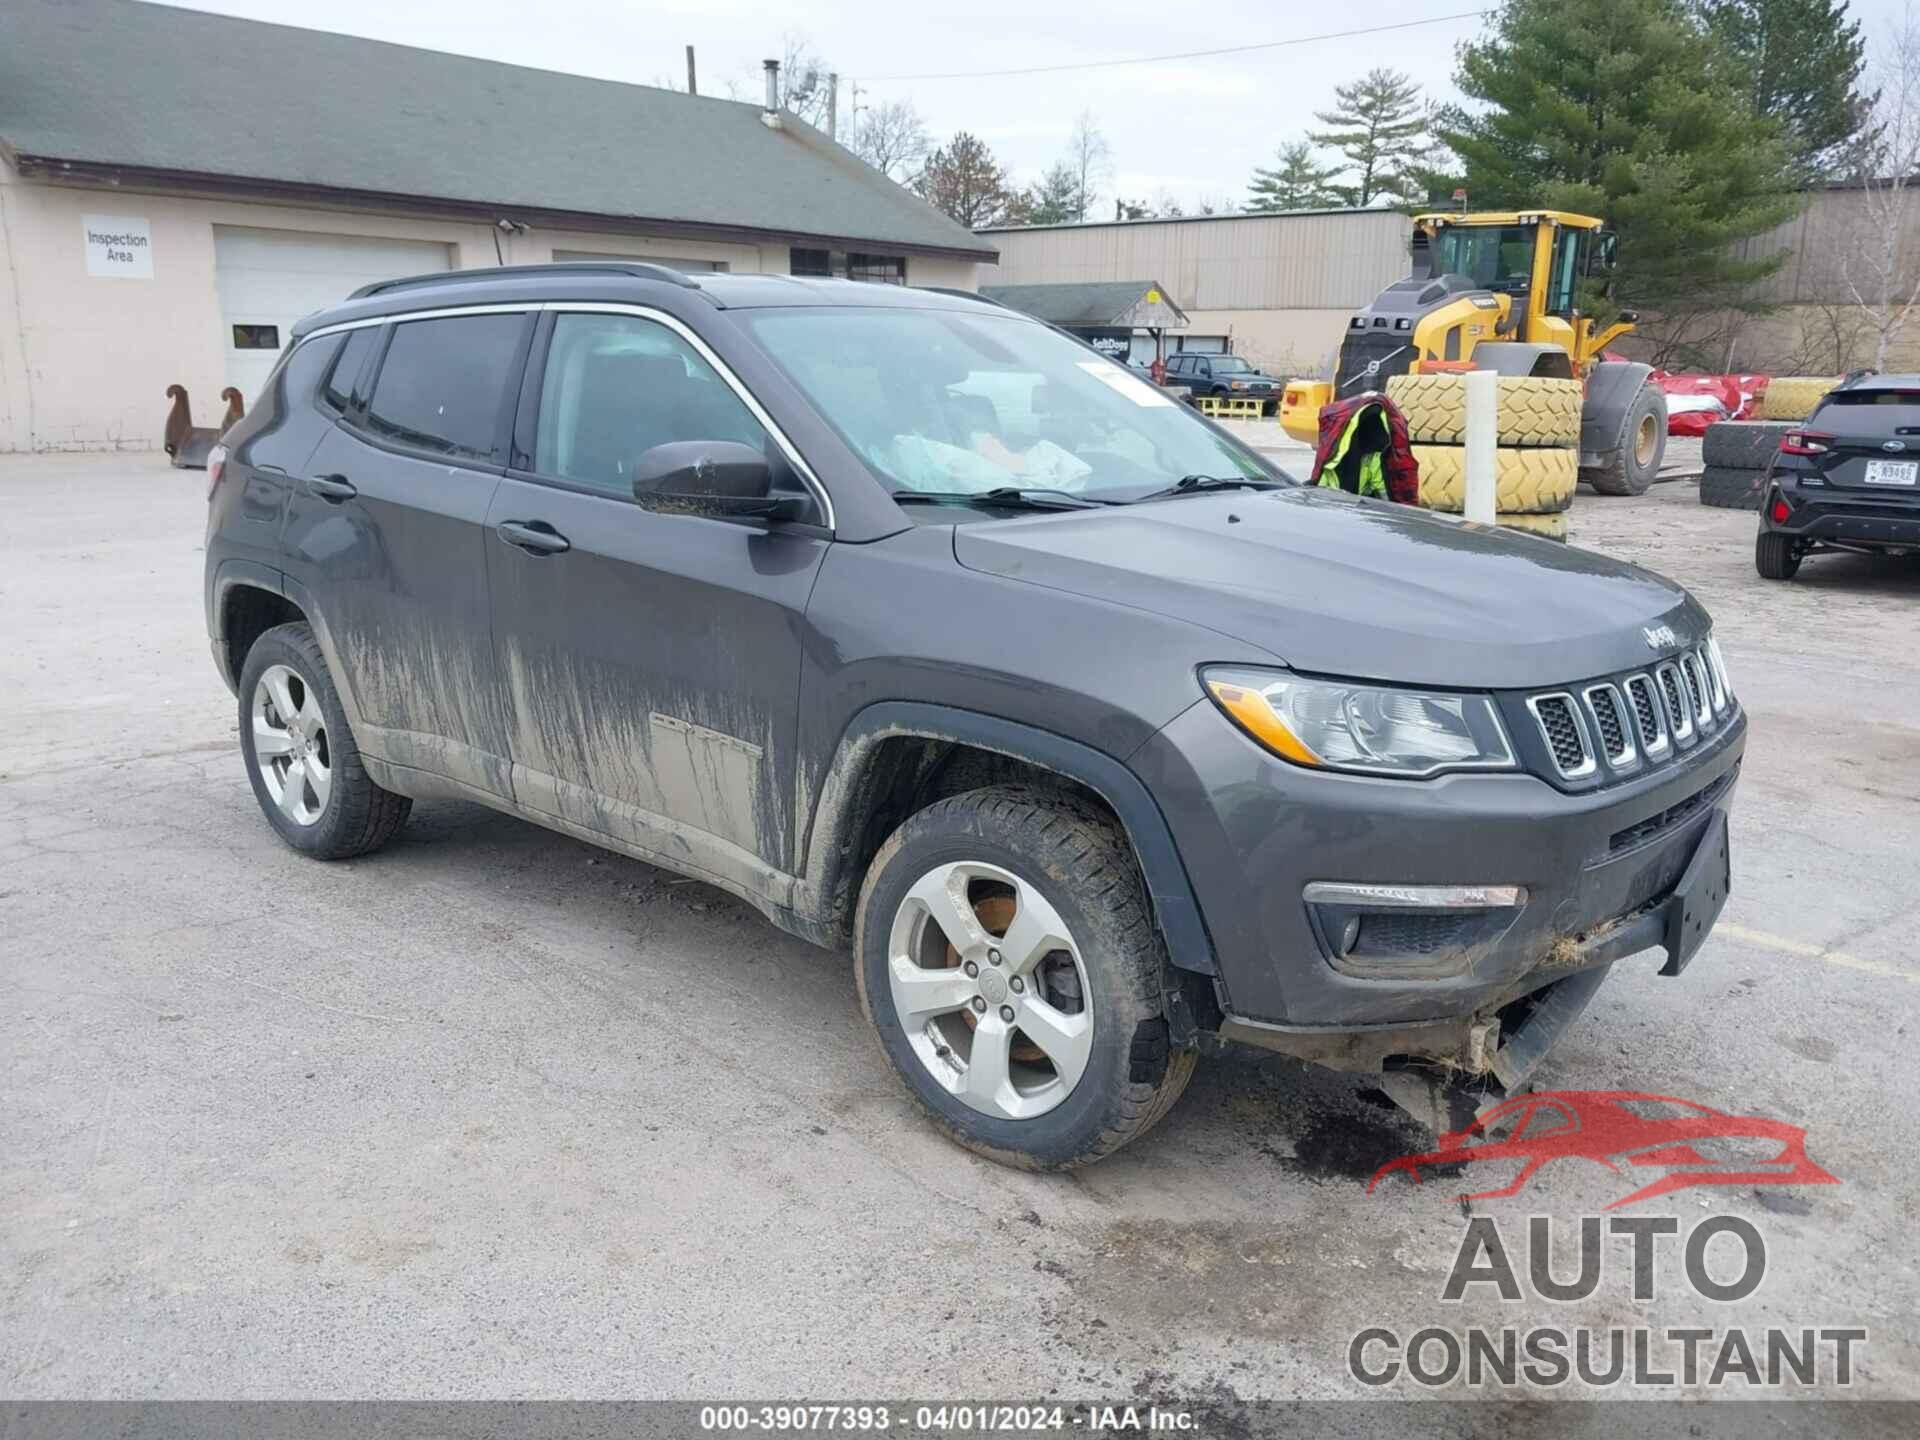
(950, 489, 1707, 689)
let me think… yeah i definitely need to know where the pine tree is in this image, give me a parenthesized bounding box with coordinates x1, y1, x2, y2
(1019, 162, 1082, 225)
(1246, 141, 1343, 212)
(1308, 69, 1430, 206)
(1693, 0, 1873, 173)
(1438, 0, 1800, 353)
(914, 132, 1012, 229)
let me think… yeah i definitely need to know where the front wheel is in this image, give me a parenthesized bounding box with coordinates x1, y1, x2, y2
(854, 786, 1196, 1169)
(1584, 382, 1665, 496)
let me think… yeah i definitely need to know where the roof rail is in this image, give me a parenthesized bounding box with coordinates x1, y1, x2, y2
(349, 261, 701, 299)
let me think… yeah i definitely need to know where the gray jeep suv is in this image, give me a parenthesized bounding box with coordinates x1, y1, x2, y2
(205, 265, 1743, 1168)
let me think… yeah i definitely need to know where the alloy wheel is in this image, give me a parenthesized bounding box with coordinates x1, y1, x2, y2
(251, 663, 332, 826)
(885, 860, 1093, 1120)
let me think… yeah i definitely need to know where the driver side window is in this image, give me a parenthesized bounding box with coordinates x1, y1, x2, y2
(533, 312, 772, 498)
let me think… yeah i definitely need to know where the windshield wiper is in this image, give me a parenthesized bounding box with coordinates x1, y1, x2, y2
(1132, 474, 1282, 502)
(890, 486, 1114, 511)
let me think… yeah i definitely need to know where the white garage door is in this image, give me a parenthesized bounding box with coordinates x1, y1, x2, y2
(214, 227, 452, 403)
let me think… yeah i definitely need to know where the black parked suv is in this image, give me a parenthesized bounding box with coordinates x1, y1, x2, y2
(1164, 352, 1283, 410)
(206, 264, 1743, 1167)
(1757, 373, 1920, 579)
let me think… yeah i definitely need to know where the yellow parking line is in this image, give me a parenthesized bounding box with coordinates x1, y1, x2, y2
(1715, 922, 1917, 984)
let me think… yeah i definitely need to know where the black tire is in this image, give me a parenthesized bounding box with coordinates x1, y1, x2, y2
(1700, 466, 1767, 510)
(1584, 382, 1666, 496)
(1702, 420, 1794, 470)
(1756, 529, 1802, 580)
(853, 784, 1197, 1170)
(237, 621, 411, 858)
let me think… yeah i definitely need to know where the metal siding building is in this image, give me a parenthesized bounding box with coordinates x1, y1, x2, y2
(979, 210, 1413, 375)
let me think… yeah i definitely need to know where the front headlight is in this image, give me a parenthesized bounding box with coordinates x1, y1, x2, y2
(1230, 380, 1248, 390)
(1203, 667, 1517, 778)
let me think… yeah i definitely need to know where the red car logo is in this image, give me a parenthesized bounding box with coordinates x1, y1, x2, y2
(1368, 1090, 1839, 1210)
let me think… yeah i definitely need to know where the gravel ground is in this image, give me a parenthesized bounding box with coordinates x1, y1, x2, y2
(2, 453, 1916, 1407)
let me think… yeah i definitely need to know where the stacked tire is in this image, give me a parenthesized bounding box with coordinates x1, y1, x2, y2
(1699, 420, 1793, 509)
(1760, 376, 1841, 422)
(1386, 373, 1583, 541)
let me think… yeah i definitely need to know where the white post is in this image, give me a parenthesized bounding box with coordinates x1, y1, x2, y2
(1463, 369, 1498, 525)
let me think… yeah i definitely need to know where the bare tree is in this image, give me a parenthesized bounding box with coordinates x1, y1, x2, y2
(1064, 111, 1112, 222)
(1843, 2, 1920, 369)
(848, 98, 932, 183)
(1784, 299, 1875, 373)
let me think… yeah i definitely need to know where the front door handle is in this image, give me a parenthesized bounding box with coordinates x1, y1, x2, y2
(496, 520, 571, 556)
(305, 473, 357, 503)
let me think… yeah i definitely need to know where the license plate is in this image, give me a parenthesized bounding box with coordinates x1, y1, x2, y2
(1864, 459, 1918, 486)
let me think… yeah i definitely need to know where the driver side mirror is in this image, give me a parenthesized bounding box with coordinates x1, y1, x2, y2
(630, 440, 802, 520)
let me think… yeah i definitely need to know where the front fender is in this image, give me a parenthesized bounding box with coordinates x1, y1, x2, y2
(792, 700, 1218, 979)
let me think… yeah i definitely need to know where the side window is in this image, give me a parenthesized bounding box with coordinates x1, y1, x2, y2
(362, 313, 526, 462)
(321, 328, 378, 413)
(267, 333, 344, 417)
(533, 312, 776, 498)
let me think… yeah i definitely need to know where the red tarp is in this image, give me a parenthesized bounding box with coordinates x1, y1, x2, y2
(1649, 370, 1770, 437)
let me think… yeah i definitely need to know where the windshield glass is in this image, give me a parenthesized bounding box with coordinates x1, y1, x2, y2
(1207, 356, 1253, 373)
(1432, 225, 1535, 292)
(740, 307, 1275, 503)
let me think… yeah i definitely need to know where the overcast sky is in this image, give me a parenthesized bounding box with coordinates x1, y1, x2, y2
(156, 0, 1908, 214)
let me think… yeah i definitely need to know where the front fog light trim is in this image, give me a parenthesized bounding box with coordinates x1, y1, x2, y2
(1302, 882, 1528, 910)
(1304, 882, 1530, 979)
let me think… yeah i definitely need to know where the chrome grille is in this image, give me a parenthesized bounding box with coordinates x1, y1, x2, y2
(1526, 642, 1734, 785)
(1624, 674, 1669, 756)
(1657, 663, 1694, 742)
(1687, 651, 1718, 730)
(1527, 693, 1595, 778)
(1583, 684, 1634, 764)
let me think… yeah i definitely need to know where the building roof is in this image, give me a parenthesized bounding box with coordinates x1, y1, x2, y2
(979, 281, 1189, 330)
(0, 0, 995, 261)
(977, 206, 1401, 235)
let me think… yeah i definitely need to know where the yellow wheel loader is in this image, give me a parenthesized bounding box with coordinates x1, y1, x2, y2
(1280, 211, 1667, 495)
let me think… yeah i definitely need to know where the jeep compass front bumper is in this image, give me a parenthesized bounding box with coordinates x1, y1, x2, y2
(1130, 695, 1745, 1074)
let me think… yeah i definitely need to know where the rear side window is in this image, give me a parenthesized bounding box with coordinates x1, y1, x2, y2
(1815, 390, 1920, 430)
(285, 334, 345, 405)
(321, 328, 378, 413)
(364, 313, 526, 461)
(533, 312, 772, 497)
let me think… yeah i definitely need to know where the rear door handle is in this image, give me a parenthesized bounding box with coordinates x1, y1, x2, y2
(496, 520, 571, 556)
(304, 473, 357, 503)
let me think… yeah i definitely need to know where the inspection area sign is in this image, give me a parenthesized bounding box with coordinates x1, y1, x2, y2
(83, 215, 152, 278)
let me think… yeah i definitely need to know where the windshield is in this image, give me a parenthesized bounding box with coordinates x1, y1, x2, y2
(1432, 225, 1535, 293)
(740, 307, 1276, 504)
(1207, 356, 1253, 373)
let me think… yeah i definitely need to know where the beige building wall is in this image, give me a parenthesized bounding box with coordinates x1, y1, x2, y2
(0, 162, 977, 452)
(980, 209, 1410, 379)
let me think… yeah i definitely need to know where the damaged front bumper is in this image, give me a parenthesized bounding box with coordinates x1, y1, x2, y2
(1210, 805, 1734, 1093)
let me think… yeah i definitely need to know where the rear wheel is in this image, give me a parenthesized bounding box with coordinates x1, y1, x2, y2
(1756, 530, 1802, 580)
(854, 785, 1196, 1169)
(1584, 382, 1665, 496)
(237, 622, 411, 857)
